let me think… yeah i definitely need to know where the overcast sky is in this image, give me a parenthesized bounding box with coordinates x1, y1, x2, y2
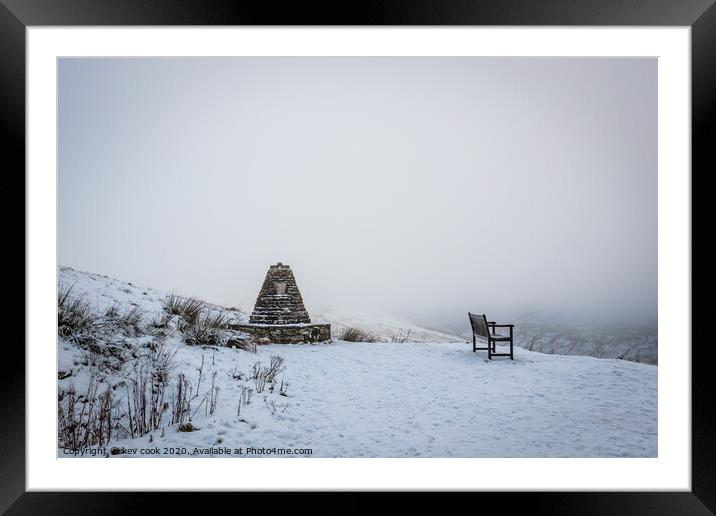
(58, 57, 657, 329)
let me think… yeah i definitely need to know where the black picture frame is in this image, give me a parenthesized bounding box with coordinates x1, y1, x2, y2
(4, 0, 709, 513)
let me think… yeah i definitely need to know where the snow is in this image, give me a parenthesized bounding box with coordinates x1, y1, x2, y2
(57, 266, 657, 458)
(314, 309, 465, 343)
(511, 312, 658, 365)
(58, 266, 249, 326)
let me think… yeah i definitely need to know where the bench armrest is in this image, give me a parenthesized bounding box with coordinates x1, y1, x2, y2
(491, 324, 514, 328)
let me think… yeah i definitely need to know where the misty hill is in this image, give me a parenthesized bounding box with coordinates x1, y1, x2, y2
(313, 310, 465, 344)
(510, 312, 657, 365)
(420, 311, 657, 365)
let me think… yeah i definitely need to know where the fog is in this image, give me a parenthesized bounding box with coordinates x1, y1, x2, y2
(58, 57, 657, 331)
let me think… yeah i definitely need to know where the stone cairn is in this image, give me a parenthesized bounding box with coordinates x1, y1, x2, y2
(231, 263, 331, 344)
(249, 263, 311, 324)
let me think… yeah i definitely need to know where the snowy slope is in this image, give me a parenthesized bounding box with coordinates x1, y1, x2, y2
(57, 266, 249, 326)
(314, 309, 465, 343)
(511, 312, 658, 365)
(57, 266, 657, 458)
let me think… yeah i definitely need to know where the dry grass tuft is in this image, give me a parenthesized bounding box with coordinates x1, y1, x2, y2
(339, 326, 378, 343)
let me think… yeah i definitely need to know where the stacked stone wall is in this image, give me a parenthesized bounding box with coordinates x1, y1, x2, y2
(240, 263, 331, 344)
(248, 263, 311, 324)
(231, 323, 331, 344)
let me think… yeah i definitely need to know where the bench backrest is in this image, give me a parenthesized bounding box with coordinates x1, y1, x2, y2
(468, 313, 490, 340)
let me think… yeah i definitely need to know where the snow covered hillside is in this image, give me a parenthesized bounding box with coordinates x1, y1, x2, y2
(511, 312, 658, 365)
(314, 309, 465, 343)
(57, 266, 657, 458)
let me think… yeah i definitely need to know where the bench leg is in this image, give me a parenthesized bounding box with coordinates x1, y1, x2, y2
(472, 334, 476, 352)
(487, 340, 492, 360)
(510, 327, 514, 360)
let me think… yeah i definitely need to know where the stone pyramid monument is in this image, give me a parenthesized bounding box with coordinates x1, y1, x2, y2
(249, 263, 311, 324)
(231, 263, 331, 344)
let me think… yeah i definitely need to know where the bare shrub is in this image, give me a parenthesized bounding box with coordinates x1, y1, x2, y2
(58, 377, 115, 451)
(264, 355, 285, 383)
(249, 356, 285, 394)
(80, 348, 99, 368)
(104, 305, 119, 319)
(171, 373, 192, 425)
(237, 386, 253, 420)
(264, 396, 275, 414)
(390, 328, 412, 343)
(193, 354, 205, 399)
(263, 397, 289, 416)
(148, 312, 173, 335)
(163, 293, 205, 324)
(228, 360, 243, 381)
(119, 341, 176, 438)
(339, 326, 378, 343)
(202, 311, 229, 330)
(254, 369, 267, 393)
(124, 362, 168, 438)
(206, 372, 219, 416)
(117, 305, 145, 330)
(146, 340, 177, 385)
(76, 340, 129, 372)
(250, 361, 261, 380)
(58, 282, 98, 341)
(241, 386, 253, 406)
(190, 392, 209, 420)
(183, 311, 229, 347)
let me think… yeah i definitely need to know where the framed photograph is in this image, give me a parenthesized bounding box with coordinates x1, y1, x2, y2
(6, 0, 709, 512)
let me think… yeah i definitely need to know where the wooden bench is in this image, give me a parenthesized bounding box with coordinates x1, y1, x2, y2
(468, 313, 514, 360)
